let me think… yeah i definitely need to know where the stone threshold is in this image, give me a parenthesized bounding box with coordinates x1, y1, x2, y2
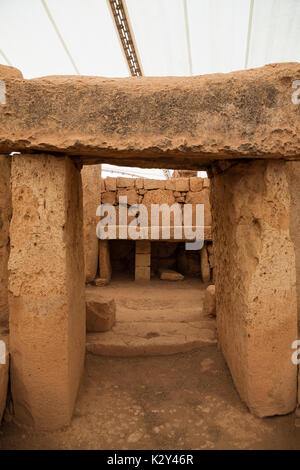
(86, 320, 216, 357)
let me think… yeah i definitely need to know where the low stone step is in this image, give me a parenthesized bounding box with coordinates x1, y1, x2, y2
(86, 320, 216, 357)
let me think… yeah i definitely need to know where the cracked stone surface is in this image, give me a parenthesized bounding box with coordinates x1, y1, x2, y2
(86, 279, 216, 356)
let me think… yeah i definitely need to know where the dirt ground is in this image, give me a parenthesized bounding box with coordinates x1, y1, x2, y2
(1, 347, 300, 450)
(1, 278, 299, 450)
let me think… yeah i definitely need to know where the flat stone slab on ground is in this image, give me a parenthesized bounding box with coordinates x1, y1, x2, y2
(159, 269, 184, 281)
(86, 290, 116, 333)
(86, 320, 216, 357)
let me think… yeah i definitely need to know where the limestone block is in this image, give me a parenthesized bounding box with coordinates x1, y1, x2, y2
(285, 162, 300, 408)
(136, 240, 151, 254)
(86, 292, 116, 332)
(0, 156, 11, 324)
(135, 253, 151, 267)
(165, 180, 176, 190)
(175, 178, 189, 192)
(2, 64, 300, 166)
(186, 188, 211, 226)
(117, 178, 134, 188)
(101, 179, 105, 192)
(94, 277, 109, 287)
(203, 178, 210, 188)
(9, 154, 86, 430)
(143, 189, 175, 206)
(118, 188, 138, 206)
(203, 285, 216, 316)
(210, 160, 297, 417)
(144, 179, 165, 190)
(99, 240, 112, 281)
(135, 178, 144, 189)
(101, 191, 116, 205)
(82, 164, 101, 283)
(135, 266, 151, 282)
(105, 177, 116, 191)
(190, 177, 203, 192)
(201, 244, 211, 283)
(159, 269, 184, 281)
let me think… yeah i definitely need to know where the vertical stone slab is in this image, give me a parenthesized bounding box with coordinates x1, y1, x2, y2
(8, 154, 85, 430)
(99, 240, 112, 281)
(210, 160, 297, 417)
(0, 156, 11, 325)
(286, 162, 300, 406)
(200, 243, 211, 283)
(82, 164, 101, 283)
(135, 241, 151, 281)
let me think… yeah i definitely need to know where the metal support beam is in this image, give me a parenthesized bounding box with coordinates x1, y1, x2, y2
(108, 0, 143, 77)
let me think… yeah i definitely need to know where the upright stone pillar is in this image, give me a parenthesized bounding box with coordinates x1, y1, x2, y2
(82, 164, 101, 283)
(99, 240, 112, 281)
(210, 160, 298, 417)
(0, 155, 11, 325)
(135, 241, 151, 281)
(286, 162, 300, 407)
(9, 154, 86, 430)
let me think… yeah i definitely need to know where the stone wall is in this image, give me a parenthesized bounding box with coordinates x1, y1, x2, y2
(0, 155, 11, 326)
(99, 176, 213, 282)
(210, 160, 298, 417)
(101, 176, 211, 227)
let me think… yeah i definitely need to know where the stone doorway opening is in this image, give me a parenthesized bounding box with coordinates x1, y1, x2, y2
(109, 240, 135, 281)
(1, 63, 299, 433)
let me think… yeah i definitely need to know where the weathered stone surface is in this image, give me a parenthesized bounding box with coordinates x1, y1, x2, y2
(101, 191, 116, 205)
(143, 189, 175, 206)
(136, 240, 151, 254)
(117, 178, 134, 188)
(159, 269, 184, 281)
(86, 322, 216, 357)
(8, 154, 86, 430)
(1, 64, 300, 167)
(203, 285, 216, 316)
(118, 188, 138, 206)
(94, 277, 109, 287)
(135, 178, 144, 189)
(186, 189, 211, 226)
(190, 177, 203, 192)
(135, 266, 151, 282)
(99, 240, 111, 281)
(135, 253, 151, 267)
(86, 291, 116, 332)
(285, 162, 300, 408)
(82, 164, 101, 283)
(104, 177, 116, 191)
(200, 244, 211, 283)
(175, 178, 189, 192)
(0, 156, 11, 324)
(0, 64, 23, 80)
(165, 179, 176, 190)
(0, 330, 8, 423)
(210, 160, 298, 417)
(144, 179, 165, 190)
